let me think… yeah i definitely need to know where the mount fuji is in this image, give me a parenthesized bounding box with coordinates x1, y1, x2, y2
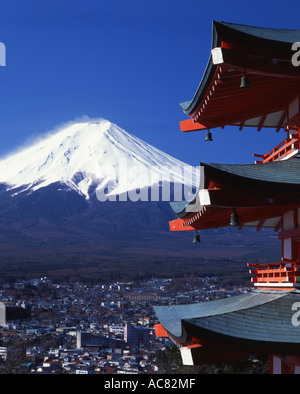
(0, 118, 206, 279)
(0, 118, 279, 281)
(0, 118, 197, 200)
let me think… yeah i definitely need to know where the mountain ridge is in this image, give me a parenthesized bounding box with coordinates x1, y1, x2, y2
(0, 118, 198, 200)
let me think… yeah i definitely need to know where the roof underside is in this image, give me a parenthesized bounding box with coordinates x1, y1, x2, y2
(154, 290, 300, 345)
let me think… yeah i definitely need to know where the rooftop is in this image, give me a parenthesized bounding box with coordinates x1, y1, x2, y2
(179, 21, 300, 132)
(154, 289, 300, 354)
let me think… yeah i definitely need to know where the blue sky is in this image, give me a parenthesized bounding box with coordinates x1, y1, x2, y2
(0, 0, 299, 166)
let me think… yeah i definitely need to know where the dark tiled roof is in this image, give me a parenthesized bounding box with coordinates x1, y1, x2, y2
(218, 21, 300, 44)
(169, 157, 300, 218)
(169, 198, 196, 217)
(154, 290, 300, 343)
(180, 21, 300, 116)
(203, 156, 300, 185)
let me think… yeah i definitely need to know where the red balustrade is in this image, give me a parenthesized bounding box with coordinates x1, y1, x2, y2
(248, 260, 300, 287)
(253, 129, 300, 163)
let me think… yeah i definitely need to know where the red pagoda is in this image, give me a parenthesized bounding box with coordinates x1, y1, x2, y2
(154, 21, 300, 374)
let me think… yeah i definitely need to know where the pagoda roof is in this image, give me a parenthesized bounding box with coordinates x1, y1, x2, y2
(203, 156, 300, 185)
(154, 289, 300, 353)
(169, 156, 300, 230)
(214, 21, 300, 44)
(180, 21, 300, 132)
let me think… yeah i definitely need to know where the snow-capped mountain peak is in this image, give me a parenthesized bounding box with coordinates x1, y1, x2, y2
(0, 119, 198, 200)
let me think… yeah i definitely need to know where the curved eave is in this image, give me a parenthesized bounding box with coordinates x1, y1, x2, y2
(203, 157, 300, 186)
(180, 20, 218, 116)
(215, 21, 300, 46)
(181, 21, 300, 128)
(169, 158, 300, 229)
(180, 56, 216, 116)
(154, 290, 286, 339)
(154, 290, 300, 354)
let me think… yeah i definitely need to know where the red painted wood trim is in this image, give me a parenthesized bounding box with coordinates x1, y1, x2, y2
(279, 227, 300, 240)
(179, 119, 208, 132)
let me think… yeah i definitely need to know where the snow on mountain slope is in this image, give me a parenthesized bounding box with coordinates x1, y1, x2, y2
(0, 119, 198, 200)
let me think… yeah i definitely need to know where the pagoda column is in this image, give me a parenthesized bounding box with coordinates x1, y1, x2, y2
(280, 209, 300, 264)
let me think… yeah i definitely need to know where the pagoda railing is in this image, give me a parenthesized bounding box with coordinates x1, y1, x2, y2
(253, 130, 300, 163)
(248, 260, 300, 287)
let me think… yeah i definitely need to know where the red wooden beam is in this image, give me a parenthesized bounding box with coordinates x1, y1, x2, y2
(279, 227, 300, 240)
(154, 324, 168, 337)
(276, 109, 288, 132)
(179, 118, 208, 132)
